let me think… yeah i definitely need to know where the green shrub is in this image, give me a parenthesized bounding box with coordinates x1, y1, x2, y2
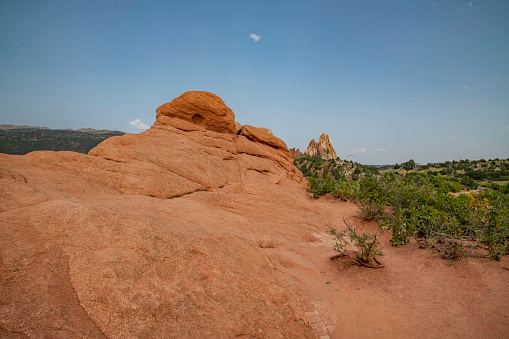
(461, 176, 478, 190)
(329, 219, 384, 268)
(379, 210, 412, 247)
(411, 206, 460, 239)
(332, 179, 359, 201)
(308, 174, 337, 198)
(357, 200, 385, 221)
(468, 191, 509, 260)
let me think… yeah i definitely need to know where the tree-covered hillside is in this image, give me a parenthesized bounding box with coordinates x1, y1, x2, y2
(0, 128, 124, 155)
(294, 153, 380, 181)
(393, 158, 509, 191)
(294, 154, 509, 193)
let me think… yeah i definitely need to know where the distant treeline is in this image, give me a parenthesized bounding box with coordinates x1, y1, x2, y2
(395, 158, 509, 183)
(0, 129, 124, 155)
(294, 154, 509, 193)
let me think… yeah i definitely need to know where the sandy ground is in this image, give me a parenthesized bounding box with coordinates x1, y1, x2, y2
(278, 196, 509, 339)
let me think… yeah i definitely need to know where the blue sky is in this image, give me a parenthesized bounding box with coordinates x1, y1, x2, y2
(1, 0, 508, 164)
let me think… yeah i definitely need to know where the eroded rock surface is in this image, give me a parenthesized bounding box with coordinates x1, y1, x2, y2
(0, 91, 314, 338)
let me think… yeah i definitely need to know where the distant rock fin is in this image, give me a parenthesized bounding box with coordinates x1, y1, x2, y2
(304, 133, 337, 160)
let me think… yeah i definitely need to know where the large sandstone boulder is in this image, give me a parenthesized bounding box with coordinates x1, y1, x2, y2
(155, 91, 236, 134)
(0, 91, 314, 338)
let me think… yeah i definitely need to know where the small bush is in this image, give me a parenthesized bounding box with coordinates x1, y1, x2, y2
(428, 237, 466, 261)
(358, 200, 385, 221)
(332, 179, 359, 201)
(329, 218, 384, 268)
(379, 211, 412, 247)
(308, 174, 337, 198)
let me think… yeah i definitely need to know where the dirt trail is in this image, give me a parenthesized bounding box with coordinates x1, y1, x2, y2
(290, 197, 509, 338)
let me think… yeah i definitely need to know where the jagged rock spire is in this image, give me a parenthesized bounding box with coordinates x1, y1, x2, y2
(304, 133, 338, 160)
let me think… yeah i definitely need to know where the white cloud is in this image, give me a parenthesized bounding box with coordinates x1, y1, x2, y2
(352, 147, 367, 154)
(467, 2, 473, 8)
(249, 34, 261, 42)
(375, 148, 385, 152)
(506, 125, 509, 130)
(463, 85, 470, 89)
(129, 119, 149, 130)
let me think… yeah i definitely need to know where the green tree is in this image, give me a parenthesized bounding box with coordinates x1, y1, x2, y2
(402, 159, 416, 171)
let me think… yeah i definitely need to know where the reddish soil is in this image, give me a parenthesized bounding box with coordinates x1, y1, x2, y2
(294, 196, 509, 338)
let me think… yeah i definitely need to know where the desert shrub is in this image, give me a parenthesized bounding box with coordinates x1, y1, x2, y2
(432, 193, 471, 233)
(379, 210, 413, 247)
(385, 179, 428, 211)
(411, 206, 460, 239)
(429, 236, 467, 261)
(440, 167, 453, 176)
(357, 176, 383, 201)
(468, 191, 509, 260)
(332, 179, 359, 201)
(448, 180, 464, 193)
(330, 167, 342, 180)
(308, 174, 337, 198)
(329, 219, 383, 268)
(357, 200, 385, 221)
(300, 166, 312, 177)
(466, 169, 487, 181)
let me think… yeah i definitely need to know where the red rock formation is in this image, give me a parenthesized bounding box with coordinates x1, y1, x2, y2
(1, 91, 508, 338)
(304, 133, 338, 160)
(289, 147, 302, 158)
(155, 91, 236, 134)
(0, 91, 313, 338)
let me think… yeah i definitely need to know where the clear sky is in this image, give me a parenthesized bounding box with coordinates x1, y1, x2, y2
(1, 0, 508, 164)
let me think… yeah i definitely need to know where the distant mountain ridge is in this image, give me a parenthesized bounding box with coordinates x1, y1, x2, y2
(0, 124, 125, 155)
(0, 124, 50, 131)
(0, 124, 121, 134)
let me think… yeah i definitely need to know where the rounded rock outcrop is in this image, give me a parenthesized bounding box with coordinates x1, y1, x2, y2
(155, 91, 236, 134)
